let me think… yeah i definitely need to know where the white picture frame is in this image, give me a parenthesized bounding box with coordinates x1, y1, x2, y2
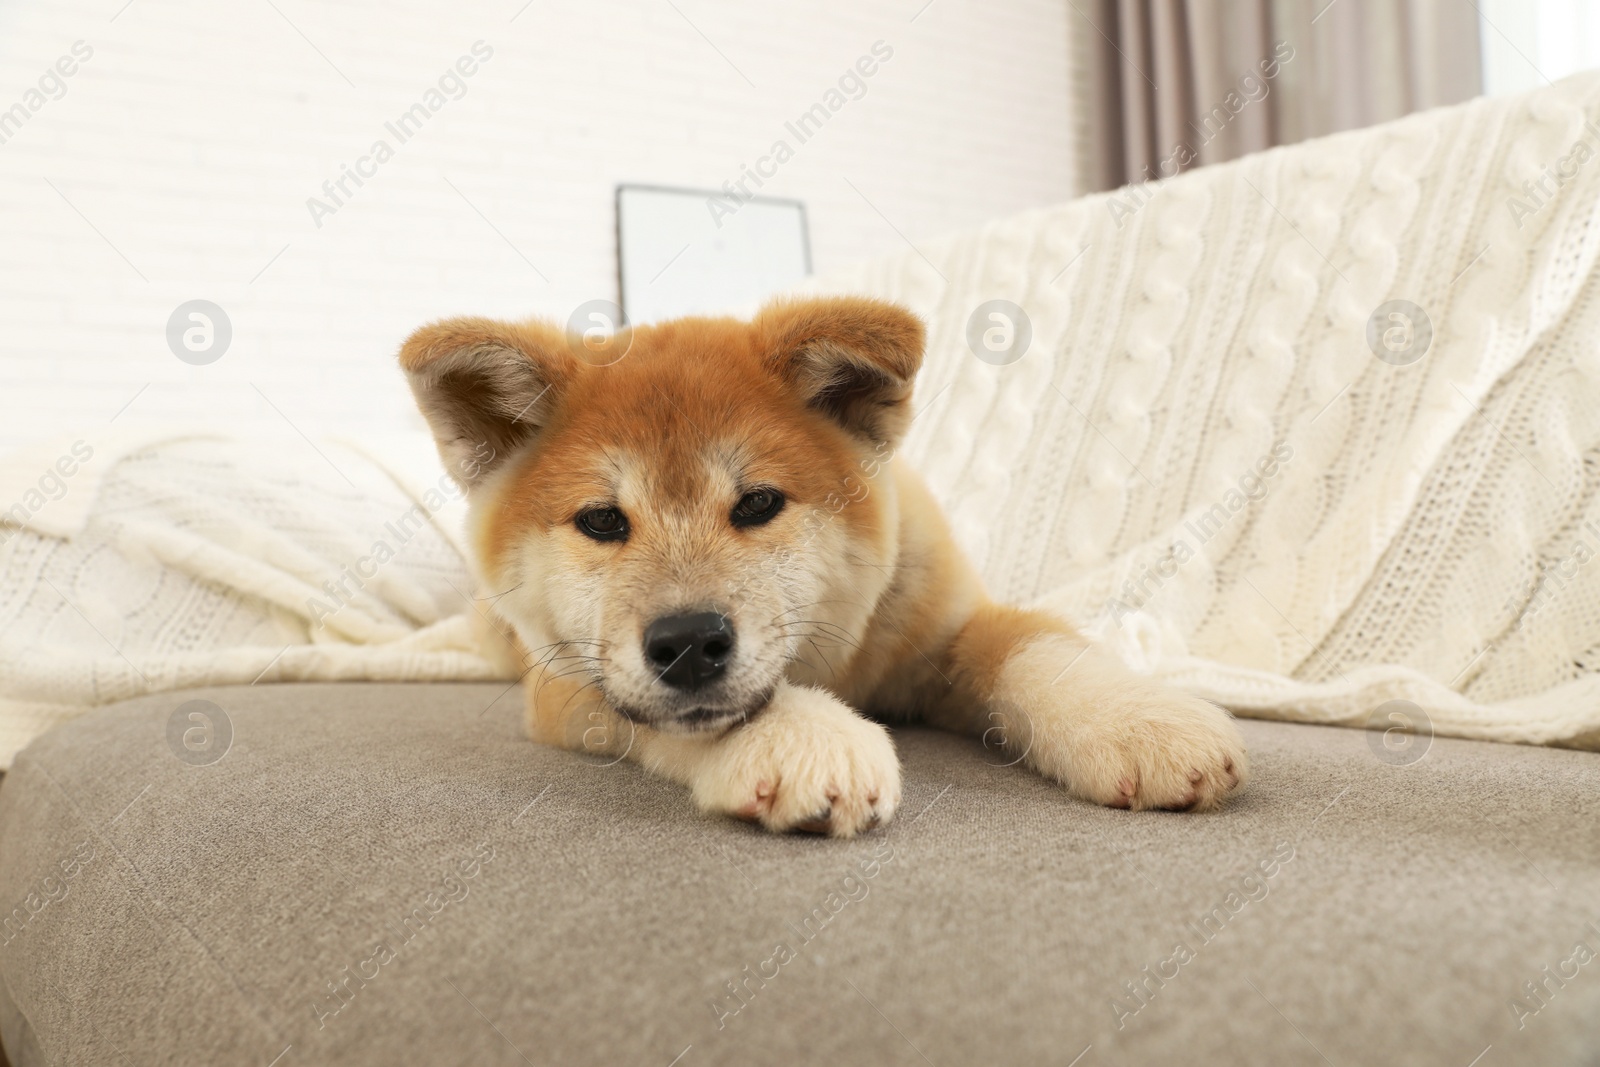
(616, 184, 812, 325)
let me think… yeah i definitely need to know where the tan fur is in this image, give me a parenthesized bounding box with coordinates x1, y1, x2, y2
(399, 296, 1247, 837)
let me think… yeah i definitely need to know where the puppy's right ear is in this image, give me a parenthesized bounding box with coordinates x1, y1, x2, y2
(398, 317, 577, 489)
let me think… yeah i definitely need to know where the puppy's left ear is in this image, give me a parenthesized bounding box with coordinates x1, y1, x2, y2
(755, 297, 924, 447)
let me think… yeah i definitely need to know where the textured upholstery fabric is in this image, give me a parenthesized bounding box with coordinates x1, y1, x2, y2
(1, 683, 1596, 1065)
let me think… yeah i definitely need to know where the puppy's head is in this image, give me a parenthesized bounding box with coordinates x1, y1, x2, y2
(400, 297, 924, 733)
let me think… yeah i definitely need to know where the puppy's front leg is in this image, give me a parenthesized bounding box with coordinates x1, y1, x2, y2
(684, 683, 902, 837)
(938, 606, 1248, 811)
(526, 673, 900, 837)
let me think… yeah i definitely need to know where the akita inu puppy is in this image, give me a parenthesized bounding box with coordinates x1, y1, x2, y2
(400, 297, 1246, 836)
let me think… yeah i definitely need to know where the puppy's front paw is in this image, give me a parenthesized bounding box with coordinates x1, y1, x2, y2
(692, 684, 901, 838)
(1055, 690, 1248, 813)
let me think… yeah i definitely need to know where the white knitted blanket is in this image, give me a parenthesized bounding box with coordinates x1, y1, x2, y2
(808, 72, 1600, 750)
(5, 74, 1600, 766)
(0, 429, 502, 767)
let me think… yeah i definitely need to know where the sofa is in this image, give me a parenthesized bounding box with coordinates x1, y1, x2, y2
(6, 72, 1600, 1067)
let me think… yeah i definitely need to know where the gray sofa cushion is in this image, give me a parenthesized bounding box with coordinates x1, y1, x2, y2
(1, 683, 1597, 1066)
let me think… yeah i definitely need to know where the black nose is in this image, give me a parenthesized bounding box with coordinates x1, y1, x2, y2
(643, 611, 734, 691)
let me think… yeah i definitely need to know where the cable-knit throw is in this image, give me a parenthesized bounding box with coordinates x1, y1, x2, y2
(0, 431, 503, 767)
(807, 73, 1600, 750)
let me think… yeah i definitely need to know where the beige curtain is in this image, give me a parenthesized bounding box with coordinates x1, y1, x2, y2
(1074, 0, 1484, 192)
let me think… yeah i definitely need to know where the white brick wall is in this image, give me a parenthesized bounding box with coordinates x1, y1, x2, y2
(0, 0, 1076, 450)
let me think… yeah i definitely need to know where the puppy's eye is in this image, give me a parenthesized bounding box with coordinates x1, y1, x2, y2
(576, 507, 628, 542)
(731, 488, 785, 527)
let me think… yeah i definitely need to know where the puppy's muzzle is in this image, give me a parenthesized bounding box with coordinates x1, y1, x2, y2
(643, 611, 733, 692)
